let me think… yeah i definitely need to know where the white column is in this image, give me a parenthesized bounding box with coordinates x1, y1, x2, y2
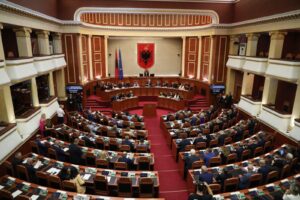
(88, 35, 94, 80)
(0, 24, 4, 60)
(181, 36, 186, 77)
(208, 35, 215, 83)
(77, 34, 84, 84)
(36, 30, 50, 55)
(48, 71, 55, 96)
(31, 77, 40, 107)
(13, 27, 32, 57)
(56, 69, 67, 101)
(261, 77, 278, 105)
(269, 31, 287, 59)
(196, 36, 202, 79)
(104, 35, 109, 78)
(245, 33, 260, 57)
(0, 86, 16, 123)
(52, 33, 62, 54)
(229, 35, 239, 56)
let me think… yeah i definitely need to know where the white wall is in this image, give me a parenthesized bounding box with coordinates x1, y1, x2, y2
(108, 37, 182, 76)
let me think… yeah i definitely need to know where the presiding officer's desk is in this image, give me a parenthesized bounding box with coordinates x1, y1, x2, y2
(112, 97, 139, 112)
(157, 97, 185, 111)
(187, 144, 292, 193)
(19, 153, 160, 197)
(0, 175, 164, 199)
(38, 137, 155, 170)
(51, 125, 151, 152)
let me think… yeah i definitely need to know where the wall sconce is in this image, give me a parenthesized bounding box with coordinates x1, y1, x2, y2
(96, 75, 101, 80)
(109, 53, 112, 57)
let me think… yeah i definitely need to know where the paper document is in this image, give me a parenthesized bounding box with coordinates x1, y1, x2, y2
(83, 174, 91, 180)
(34, 160, 43, 169)
(12, 190, 22, 198)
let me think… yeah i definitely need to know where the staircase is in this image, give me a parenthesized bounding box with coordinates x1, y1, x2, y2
(187, 95, 210, 112)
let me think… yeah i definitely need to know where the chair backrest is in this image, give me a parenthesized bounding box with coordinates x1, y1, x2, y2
(189, 130, 198, 137)
(109, 139, 119, 151)
(36, 171, 48, 186)
(86, 152, 96, 166)
(15, 195, 31, 200)
(48, 148, 57, 160)
(179, 132, 188, 139)
(266, 171, 279, 183)
(249, 173, 262, 187)
(184, 144, 195, 151)
(3, 161, 14, 176)
(208, 157, 221, 167)
(209, 184, 221, 194)
(29, 141, 38, 154)
(96, 138, 104, 149)
(108, 130, 117, 138)
(264, 141, 272, 152)
(62, 180, 77, 192)
(114, 162, 128, 170)
(117, 177, 132, 197)
(78, 139, 86, 146)
(120, 145, 131, 152)
(137, 131, 146, 140)
(196, 142, 207, 150)
(16, 165, 29, 181)
(136, 145, 148, 153)
(137, 156, 150, 170)
(96, 159, 109, 169)
(253, 147, 264, 157)
(94, 175, 108, 195)
(48, 175, 61, 189)
(209, 139, 218, 148)
(281, 164, 291, 179)
(223, 177, 239, 192)
(140, 178, 154, 197)
(226, 153, 237, 164)
(241, 149, 251, 161)
(224, 137, 232, 145)
(0, 189, 13, 200)
(242, 130, 250, 139)
(213, 125, 219, 132)
(203, 128, 210, 135)
(192, 160, 204, 169)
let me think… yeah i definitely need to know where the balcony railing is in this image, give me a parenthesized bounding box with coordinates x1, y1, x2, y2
(289, 118, 300, 141)
(238, 95, 262, 117)
(226, 55, 245, 70)
(259, 104, 291, 133)
(0, 60, 10, 86)
(40, 97, 60, 119)
(242, 56, 268, 75)
(266, 59, 300, 82)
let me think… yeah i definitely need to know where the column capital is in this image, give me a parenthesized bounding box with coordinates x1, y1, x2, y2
(13, 27, 32, 37)
(269, 31, 287, 39)
(246, 33, 260, 41)
(230, 34, 240, 41)
(181, 36, 186, 40)
(209, 35, 216, 39)
(52, 32, 62, 39)
(104, 35, 109, 39)
(36, 30, 50, 39)
(197, 36, 202, 39)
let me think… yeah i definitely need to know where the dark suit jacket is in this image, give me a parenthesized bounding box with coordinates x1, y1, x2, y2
(258, 165, 271, 179)
(193, 137, 206, 145)
(118, 156, 133, 168)
(69, 144, 83, 164)
(198, 172, 214, 184)
(12, 157, 22, 173)
(26, 164, 37, 182)
(122, 139, 134, 151)
(36, 140, 48, 156)
(185, 155, 200, 169)
(53, 145, 66, 161)
(179, 139, 191, 152)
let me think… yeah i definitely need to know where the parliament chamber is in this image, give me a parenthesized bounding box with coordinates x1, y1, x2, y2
(0, 0, 300, 200)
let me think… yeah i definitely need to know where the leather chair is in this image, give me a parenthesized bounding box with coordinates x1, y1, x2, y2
(16, 165, 29, 181)
(281, 164, 291, 179)
(135, 122, 143, 130)
(226, 153, 237, 164)
(86, 152, 96, 166)
(209, 139, 218, 148)
(96, 159, 109, 169)
(109, 139, 119, 151)
(213, 125, 219, 132)
(78, 139, 86, 146)
(249, 173, 262, 187)
(189, 130, 198, 137)
(136, 145, 148, 153)
(184, 145, 195, 152)
(203, 128, 210, 135)
(266, 171, 279, 183)
(196, 142, 206, 150)
(223, 177, 239, 192)
(224, 137, 232, 145)
(242, 130, 250, 140)
(36, 171, 48, 186)
(15, 195, 30, 200)
(241, 149, 251, 161)
(208, 157, 221, 167)
(48, 148, 58, 160)
(137, 156, 151, 170)
(62, 180, 77, 192)
(253, 147, 264, 157)
(179, 132, 188, 139)
(96, 138, 105, 149)
(29, 141, 38, 154)
(120, 145, 131, 152)
(94, 175, 109, 195)
(139, 178, 154, 197)
(108, 130, 117, 138)
(114, 162, 128, 170)
(192, 160, 204, 169)
(117, 177, 133, 197)
(0, 189, 13, 200)
(3, 161, 14, 176)
(137, 131, 146, 140)
(209, 183, 221, 194)
(48, 175, 62, 189)
(263, 141, 272, 152)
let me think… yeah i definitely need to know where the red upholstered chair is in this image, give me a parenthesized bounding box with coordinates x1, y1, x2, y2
(209, 184, 221, 194)
(117, 177, 133, 197)
(223, 177, 239, 192)
(208, 157, 221, 167)
(249, 173, 262, 187)
(196, 142, 207, 150)
(62, 180, 77, 192)
(266, 171, 279, 183)
(48, 175, 62, 189)
(139, 178, 154, 198)
(94, 175, 109, 195)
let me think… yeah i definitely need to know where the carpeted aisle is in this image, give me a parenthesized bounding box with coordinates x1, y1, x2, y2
(130, 109, 189, 200)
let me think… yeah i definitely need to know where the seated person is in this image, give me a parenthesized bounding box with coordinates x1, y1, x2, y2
(52, 140, 66, 161)
(257, 159, 271, 180)
(25, 158, 37, 183)
(59, 165, 78, 181)
(133, 81, 139, 87)
(198, 166, 215, 184)
(118, 152, 133, 169)
(216, 168, 232, 187)
(203, 148, 216, 166)
(35, 134, 49, 156)
(178, 134, 191, 152)
(144, 69, 150, 77)
(283, 182, 300, 200)
(185, 149, 200, 170)
(122, 135, 134, 151)
(69, 138, 84, 165)
(238, 164, 254, 189)
(188, 181, 213, 200)
(12, 152, 23, 173)
(70, 167, 86, 194)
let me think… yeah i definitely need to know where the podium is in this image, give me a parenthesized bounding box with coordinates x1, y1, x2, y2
(143, 103, 157, 117)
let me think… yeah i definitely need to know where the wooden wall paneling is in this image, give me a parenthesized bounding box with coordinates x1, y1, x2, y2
(81, 35, 90, 80)
(200, 36, 211, 81)
(91, 36, 106, 79)
(233, 70, 243, 102)
(275, 80, 297, 113)
(62, 34, 80, 84)
(212, 35, 229, 84)
(184, 37, 199, 78)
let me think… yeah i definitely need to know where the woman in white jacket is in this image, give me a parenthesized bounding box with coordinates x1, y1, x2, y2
(283, 182, 300, 200)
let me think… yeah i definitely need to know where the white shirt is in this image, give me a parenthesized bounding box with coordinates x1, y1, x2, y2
(57, 108, 65, 117)
(283, 194, 300, 200)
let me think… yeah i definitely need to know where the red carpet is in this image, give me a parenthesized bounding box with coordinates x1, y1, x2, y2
(130, 109, 189, 200)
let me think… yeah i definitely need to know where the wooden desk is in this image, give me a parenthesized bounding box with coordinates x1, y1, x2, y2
(112, 97, 139, 112)
(143, 104, 157, 117)
(157, 97, 186, 111)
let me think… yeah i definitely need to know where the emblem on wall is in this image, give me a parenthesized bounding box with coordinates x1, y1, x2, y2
(137, 43, 155, 69)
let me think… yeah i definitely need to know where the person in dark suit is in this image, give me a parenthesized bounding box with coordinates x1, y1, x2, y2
(188, 182, 213, 200)
(257, 159, 271, 180)
(25, 158, 37, 183)
(35, 135, 48, 156)
(198, 166, 215, 184)
(118, 152, 133, 169)
(144, 69, 150, 77)
(178, 135, 191, 152)
(122, 136, 134, 151)
(238, 164, 254, 189)
(193, 134, 206, 146)
(203, 149, 216, 167)
(185, 149, 200, 178)
(216, 168, 232, 187)
(52, 141, 66, 161)
(81, 135, 95, 148)
(12, 152, 23, 173)
(69, 138, 83, 165)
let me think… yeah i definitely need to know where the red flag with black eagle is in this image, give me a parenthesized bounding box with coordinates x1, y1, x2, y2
(137, 43, 155, 69)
